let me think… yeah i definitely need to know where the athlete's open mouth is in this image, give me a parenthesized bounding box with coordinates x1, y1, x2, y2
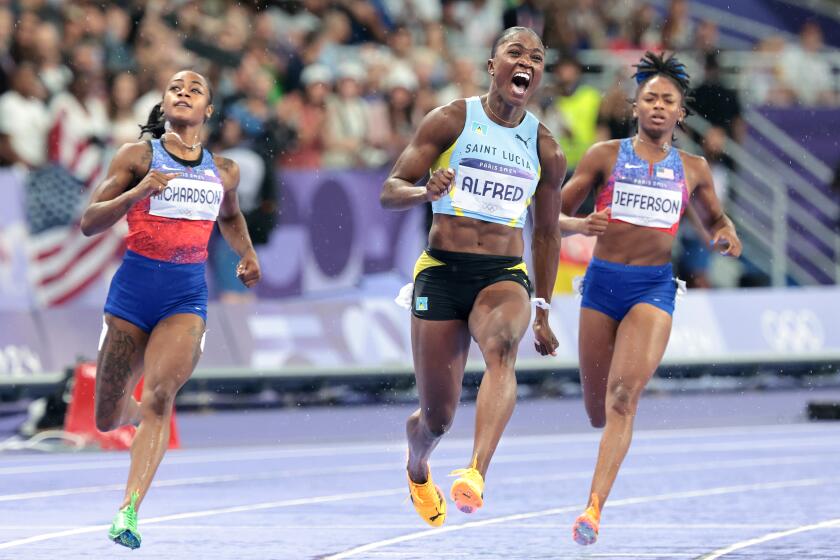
(511, 72, 531, 95)
(174, 101, 192, 108)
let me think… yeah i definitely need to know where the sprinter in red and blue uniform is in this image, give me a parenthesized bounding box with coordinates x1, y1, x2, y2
(80, 70, 261, 550)
(558, 52, 741, 546)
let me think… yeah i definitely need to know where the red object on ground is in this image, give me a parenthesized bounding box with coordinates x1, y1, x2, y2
(63, 362, 180, 450)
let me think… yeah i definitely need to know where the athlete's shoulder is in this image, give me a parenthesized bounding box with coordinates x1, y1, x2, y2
(535, 124, 566, 186)
(585, 139, 622, 160)
(417, 99, 467, 148)
(675, 148, 706, 165)
(536, 123, 563, 158)
(116, 140, 151, 158)
(675, 148, 711, 181)
(427, 98, 467, 126)
(112, 140, 152, 176)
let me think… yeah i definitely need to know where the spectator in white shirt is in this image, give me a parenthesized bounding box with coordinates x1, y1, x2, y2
(0, 62, 49, 168)
(779, 21, 836, 106)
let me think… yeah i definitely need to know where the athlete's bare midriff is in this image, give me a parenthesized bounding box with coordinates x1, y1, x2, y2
(592, 221, 675, 266)
(428, 213, 524, 257)
(589, 143, 687, 266)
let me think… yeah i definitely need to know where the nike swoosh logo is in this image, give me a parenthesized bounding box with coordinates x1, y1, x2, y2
(624, 163, 644, 169)
(160, 165, 180, 171)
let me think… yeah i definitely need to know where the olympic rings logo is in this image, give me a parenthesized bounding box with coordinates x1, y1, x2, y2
(760, 309, 825, 353)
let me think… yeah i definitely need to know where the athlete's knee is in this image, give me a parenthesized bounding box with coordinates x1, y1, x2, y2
(588, 411, 606, 428)
(483, 329, 521, 366)
(94, 391, 127, 431)
(421, 406, 455, 438)
(607, 379, 642, 417)
(95, 412, 121, 432)
(141, 381, 179, 418)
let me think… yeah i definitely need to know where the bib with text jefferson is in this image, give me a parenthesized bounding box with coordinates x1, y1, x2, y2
(595, 137, 689, 236)
(431, 96, 541, 228)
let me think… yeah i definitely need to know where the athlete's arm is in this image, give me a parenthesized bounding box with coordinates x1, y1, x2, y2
(380, 101, 464, 210)
(216, 155, 261, 287)
(685, 154, 742, 257)
(81, 142, 170, 236)
(531, 124, 566, 356)
(558, 141, 614, 237)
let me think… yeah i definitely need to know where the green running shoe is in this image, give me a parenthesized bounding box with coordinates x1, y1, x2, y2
(108, 491, 142, 549)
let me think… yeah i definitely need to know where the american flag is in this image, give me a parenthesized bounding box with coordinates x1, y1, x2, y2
(26, 215, 125, 307)
(25, 97, 125, 307)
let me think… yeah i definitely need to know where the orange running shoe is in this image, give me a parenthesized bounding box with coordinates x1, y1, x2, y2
(572, 493, 601, 545)
(449, 466, 485, 514)
(407, 470, 447, 527)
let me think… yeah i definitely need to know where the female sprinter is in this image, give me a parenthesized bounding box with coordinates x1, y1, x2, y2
(558, 52, 741, 545)
(80, 70, 261, 549)
(381, 27, 565, 526)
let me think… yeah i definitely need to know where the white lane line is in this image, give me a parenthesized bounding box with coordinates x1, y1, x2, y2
(2, 431, 836, 478)
(3, 475, 837, 551)
(0, 522, 804, 532)
(698, 517, 840, 559)
(323, 477, 840, 559)
(587, 555, 696, 558)
(0, 488, 402, 550)
(1, 422, 833, 475)
(361, 554, 471, 557)
(3, 448, 837, 504)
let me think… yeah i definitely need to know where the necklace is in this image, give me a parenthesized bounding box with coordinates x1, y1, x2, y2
(635, 134, 670, 153)
(484, 99, 521, 126)
(164, 130, 201, 151)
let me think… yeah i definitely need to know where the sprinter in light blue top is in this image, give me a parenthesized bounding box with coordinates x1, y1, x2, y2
(380, 27, 567, 529)
(431, 96, 541, 228)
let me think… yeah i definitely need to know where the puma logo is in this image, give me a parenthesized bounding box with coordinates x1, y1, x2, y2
(515, 134, 532, 148)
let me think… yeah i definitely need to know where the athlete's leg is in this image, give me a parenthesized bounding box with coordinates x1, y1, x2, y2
(587, 303, 671, 507)
(121, 313, 204, 510)
(466, 281, 531, 477)
(406, 316, 471, 483)
(578, 308, 619, 428)
(95, 314, 147, 431)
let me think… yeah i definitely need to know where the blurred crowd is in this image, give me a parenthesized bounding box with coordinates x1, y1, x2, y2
(0, 0, 837, 293)
(0, 0, 836, 172)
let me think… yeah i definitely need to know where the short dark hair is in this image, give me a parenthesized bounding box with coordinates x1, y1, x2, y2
(490, 26, 543, 58)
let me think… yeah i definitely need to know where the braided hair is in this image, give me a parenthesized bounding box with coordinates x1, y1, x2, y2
(632, 51, 693, 108)
(631, 51, 693, 135)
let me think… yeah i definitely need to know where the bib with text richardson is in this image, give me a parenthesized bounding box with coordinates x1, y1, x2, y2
(149, 177, 224, 221)
(611, 181, 682, 229)
(451, 158, 535, 221)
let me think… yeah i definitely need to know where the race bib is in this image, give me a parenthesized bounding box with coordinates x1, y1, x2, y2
(149, 177, 224, 221)
(451, 158, 535, 221)
(611, 181, 682, 229)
